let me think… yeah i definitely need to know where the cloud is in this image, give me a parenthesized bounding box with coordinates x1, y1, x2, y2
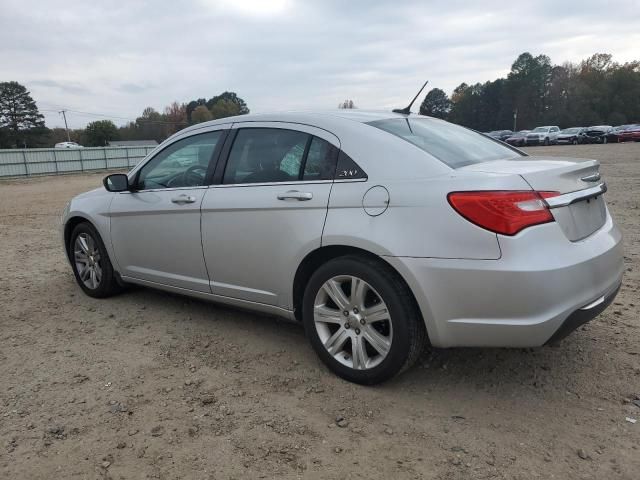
(118, 83, 155, 94)
(1, 0, 639, 128)
(30, 79, 91, 95)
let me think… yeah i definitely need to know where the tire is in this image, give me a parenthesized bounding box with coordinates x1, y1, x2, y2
(543, 137, 550, 146)
(603, 137, 608, 144)
(69, 222, 122, 298)
(302, 255, 426, 384)
(572, 139, 578, 145)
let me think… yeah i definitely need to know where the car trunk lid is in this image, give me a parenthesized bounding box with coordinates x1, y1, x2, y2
(458, 157, 607, 241)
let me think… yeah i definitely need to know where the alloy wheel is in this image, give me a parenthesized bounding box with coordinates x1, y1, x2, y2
(313, 275, 393, 370)
(74, 233, 102, 289)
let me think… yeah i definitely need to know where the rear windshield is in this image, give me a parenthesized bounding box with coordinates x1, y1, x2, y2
(367, 117, 523, 169)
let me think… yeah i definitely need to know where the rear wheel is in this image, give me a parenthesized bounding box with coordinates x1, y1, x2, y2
(302, 255, 425, 384)
(70, 222, 122, 298)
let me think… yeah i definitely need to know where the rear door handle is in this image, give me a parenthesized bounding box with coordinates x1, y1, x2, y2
(171, 194, 197, 204)
(277, 190, 313, 201)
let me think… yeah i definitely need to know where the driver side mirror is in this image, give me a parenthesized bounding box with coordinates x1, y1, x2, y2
(103, 173, 130, 192)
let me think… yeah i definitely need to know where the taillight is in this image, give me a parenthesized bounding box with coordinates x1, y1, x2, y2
(447, 190, 560, 236)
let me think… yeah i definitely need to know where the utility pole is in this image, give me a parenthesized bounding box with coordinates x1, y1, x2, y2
(59, 110, 71, 142)
(513, 108, 518, 132)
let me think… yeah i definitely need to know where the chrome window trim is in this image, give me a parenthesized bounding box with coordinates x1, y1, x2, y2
(118, 185, 209, 194)
(212, 180, 333, 189)
(334, 177, 368, 183)
(545, 183, 607, 209)
(210, 178, 368, 188)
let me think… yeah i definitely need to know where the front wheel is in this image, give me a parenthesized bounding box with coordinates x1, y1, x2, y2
(70, 222, 122, 298)
(543, 137, 550, 146)
(602, 137, 608, 144)
(302, 255, 426, 384)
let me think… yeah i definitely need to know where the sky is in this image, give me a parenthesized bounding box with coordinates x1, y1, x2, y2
(1, 0, 639, 129)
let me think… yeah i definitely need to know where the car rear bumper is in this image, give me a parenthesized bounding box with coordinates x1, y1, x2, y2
(385, 212, 624, 348)
(544, 282, 620, 344)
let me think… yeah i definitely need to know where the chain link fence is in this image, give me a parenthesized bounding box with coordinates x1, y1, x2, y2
(0, 146, 157, 177)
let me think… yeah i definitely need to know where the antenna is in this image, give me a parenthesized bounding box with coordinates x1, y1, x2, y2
(392, 80, 429, 115)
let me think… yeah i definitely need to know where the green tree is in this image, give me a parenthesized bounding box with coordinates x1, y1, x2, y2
(191, 105, 213, 124)
(186, 98, 207, 123)
(505, 53, 553, 129)
(0, 81, 45, 147)
(208, 98, 240, 119)
(84, 120, 118, 146)
(135, 107, 165, 142)
(206, 92, 249, 115)
(419, 88, 451, 118)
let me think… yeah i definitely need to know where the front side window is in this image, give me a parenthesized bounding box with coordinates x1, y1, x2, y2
(368, 118, 523, 169)
(136, 131, 222, 190)
(223, 128, 309, 184)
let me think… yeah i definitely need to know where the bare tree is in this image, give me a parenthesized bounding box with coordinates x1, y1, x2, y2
(338, 99, 356, 109)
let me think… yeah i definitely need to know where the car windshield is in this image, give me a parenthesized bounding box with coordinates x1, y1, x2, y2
(367, 117, 523, 169)
(561, 128, 580, 133)
(532, 127, 548, 132)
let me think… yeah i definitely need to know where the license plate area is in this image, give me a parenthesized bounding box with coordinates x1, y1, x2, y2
(551, 195, 606, 241)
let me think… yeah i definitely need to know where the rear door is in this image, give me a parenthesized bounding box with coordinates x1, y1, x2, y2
(201, 122, 340, 308)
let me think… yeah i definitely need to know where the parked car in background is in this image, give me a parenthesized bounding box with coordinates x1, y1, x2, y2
(584, 126, 613, 144)
(607, 125, 631, 143)
(557, 127, 586, 145)
(617, 124, 640, 142)
(525, 126, 560, 145)
(60, 110, 623, 384)
(505, 130, 530, 147)
(487, 130, 514, 141)
(55, 142, 84, 149)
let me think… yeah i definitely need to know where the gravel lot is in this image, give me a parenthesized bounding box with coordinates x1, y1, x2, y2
(1, 143, 639, 479)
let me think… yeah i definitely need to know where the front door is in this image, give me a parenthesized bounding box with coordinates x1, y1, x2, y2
(201, 123, 340, 308)
(110, 129, 226, 292)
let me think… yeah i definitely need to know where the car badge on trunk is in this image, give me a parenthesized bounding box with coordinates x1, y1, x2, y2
(581, 173, 601, 182)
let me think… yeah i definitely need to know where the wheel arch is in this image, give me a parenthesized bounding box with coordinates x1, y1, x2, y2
(64, 215, 94, 262)
(292, 245, 429, 344)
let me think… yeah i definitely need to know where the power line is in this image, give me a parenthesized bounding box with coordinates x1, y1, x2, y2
(39, 108, 188, 125)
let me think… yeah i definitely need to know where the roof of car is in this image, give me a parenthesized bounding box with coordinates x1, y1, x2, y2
(178, 109, 416, 136)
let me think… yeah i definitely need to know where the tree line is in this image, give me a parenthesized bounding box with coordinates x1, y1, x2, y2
(419, 52, 640, 131)
(2, 51, 639, 148)
(0, 84, 250, 148)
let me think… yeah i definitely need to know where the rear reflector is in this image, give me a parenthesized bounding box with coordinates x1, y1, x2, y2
(447, 191, 560, 236)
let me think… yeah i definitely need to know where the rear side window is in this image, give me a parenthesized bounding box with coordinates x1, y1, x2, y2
(335, 151, 367, 180)
(368, 118, 524, 169)
(223, 128, 309, 184)
(303, 137, 338, 181)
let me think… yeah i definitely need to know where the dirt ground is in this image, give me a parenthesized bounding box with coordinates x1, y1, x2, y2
(1, 142, 639, 480)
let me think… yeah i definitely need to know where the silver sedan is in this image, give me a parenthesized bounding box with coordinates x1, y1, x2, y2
(62, 111, 623, 384)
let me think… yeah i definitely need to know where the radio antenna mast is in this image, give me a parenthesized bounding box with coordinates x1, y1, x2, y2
(392, 80, 429, 115)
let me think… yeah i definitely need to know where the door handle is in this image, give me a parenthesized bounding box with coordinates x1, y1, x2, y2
(277, 190, 313, 201)
(171, 194, 197, 204)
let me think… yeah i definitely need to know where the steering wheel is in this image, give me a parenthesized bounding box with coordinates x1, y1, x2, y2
(182, 165, 207, 186)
